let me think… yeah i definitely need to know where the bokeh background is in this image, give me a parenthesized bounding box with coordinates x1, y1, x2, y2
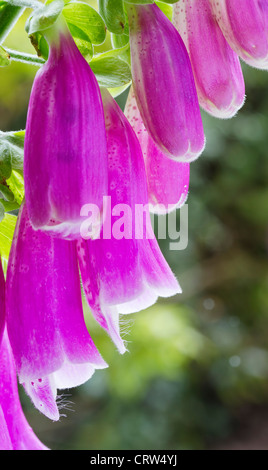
(1, 5, 268, 451)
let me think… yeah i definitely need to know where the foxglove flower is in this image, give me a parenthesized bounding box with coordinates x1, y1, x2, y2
(0, 270, 47, 450)
(6, 203, 107, 421)
(77, 89, 181, 351)
(173, 0, 245, 118)
(125, 87, 190, 214)
(0, 330, 48, 450)
(24, 20, 108, 239)
(0, 258, 5, 342)
(210, 0, 268, 70)
(126, 3, 205, 162)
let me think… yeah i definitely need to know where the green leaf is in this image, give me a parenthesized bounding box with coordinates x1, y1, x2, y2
(0, 202, 4, 223)
(90, 54, 132, 88)
(6, 170, 24, 205)
(0, 3, 23, 44)
(0, 178, 19, 212)
(29, 31, 49, 60)
(103, 39, 130, 64)
(89, 45, 131, 88)
(92, 42, 130, 61)
(0, 45, 10, 67)
(0, 199, 19, 212)
(67, 23, 93, 61)
(111, 32, 129, 50)
(124, 0, 154, 4)
(0, 143, 12, 181)
(108, 82, 131, 98)
(98, 0, 126, 35)
(111, 37, 130, 64)
(155, 1, 173, 21)
(0, 130, 24, 176)
(0, 183, 15, 202)
(0, 213, 17, 273)
(157, 0, 180, 3)
(63, 1, 106, 45)
(25, 0, 64, 35)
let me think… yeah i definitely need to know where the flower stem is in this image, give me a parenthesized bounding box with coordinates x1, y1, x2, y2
(0, 4, 24, 44)
(5, 47, 45, 65)
(4, 0, 43, 9)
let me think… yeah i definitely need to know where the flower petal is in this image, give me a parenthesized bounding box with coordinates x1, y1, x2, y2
(0, 330, 48, 449)
(173, 0, 245, 118)
(6, 204, 107, 419)
(22, 376, 59, 422)
(77, 237, 127, 354)
(125, 87, 190, 213)
(78, 90, 181, 346)
(0, 405, 13, 450)
(211, 0, 268, 69)
(0, 258, 5, 344)
(24, 24, 108, 238)
(126, 3, 205, 161)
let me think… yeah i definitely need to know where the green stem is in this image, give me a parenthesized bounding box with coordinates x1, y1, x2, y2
(5, 47, 45, 65)
(0, 4, 24, 44)
(5, 0, 43, 9)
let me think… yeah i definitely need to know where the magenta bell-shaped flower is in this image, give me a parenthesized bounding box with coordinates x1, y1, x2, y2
(77, 239, 127, 355)
(0, 271, 47, 450)
(125, 87, 190, 214)
(210, 0, 268, 70)
(77, 89, 181, 352)
(6, 203, 107, 421)
(24, 20, 108, 239)
(0, 259, 5, 341)
(0, 330, 48, 450)
(126, 3, 205, 162)
(173, 0, 245, 119)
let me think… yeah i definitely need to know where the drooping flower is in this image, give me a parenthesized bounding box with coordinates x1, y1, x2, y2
(24, 19, 108, 239)
(0, 264, 47, 450)
(0, 330, 48, 450)
(77, 88, 181, 351)
(0, 258, 5, 342)
(6, 203, 107, 421)
(126, 3, 205, 162)
(124, 86, 190, 214)
(173, 0, 245, 118)
(210, 0, 268, 70)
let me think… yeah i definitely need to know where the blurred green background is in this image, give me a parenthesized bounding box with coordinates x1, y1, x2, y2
(1, 6, 268, 451)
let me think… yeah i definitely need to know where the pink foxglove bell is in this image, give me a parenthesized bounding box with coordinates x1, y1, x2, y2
(24, 21, 108, 239)
(126, 3, 205, 162)
(125, 87, 190, 214)
(173, 0, 245, 118)
(0, 266, 47, 450)
(6, 204, 107, 421)
(0, 330, 48, 450)
(210, 0, 268, 70)
(0, 259, 5, 342)
(77, 89, 181, 352)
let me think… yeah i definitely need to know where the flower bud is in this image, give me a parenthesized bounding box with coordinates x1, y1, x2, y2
(210, 0, 268, 69)
(24, 22, 108, 239)
(125, 87, 190, 214)
(173, 0, 245, 118)
(126, 3, 205, 162)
